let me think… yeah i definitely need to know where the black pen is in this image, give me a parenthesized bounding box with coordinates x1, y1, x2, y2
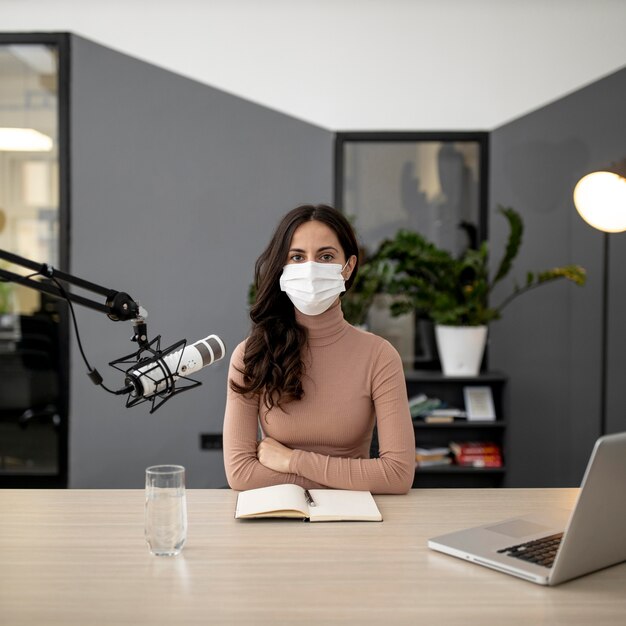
(303, 489, 316, 507)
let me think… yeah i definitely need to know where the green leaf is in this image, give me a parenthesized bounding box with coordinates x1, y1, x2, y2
(491, 205, 523, 287)
(536, 265, 587, 287)
(336, 205, 587, 327)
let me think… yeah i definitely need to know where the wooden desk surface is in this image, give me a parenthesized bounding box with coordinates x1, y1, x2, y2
(0, 488, 625, 625)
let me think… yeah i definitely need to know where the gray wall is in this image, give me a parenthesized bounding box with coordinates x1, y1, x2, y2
(489, 67, 626, 487)
(68, 35, 333, 487)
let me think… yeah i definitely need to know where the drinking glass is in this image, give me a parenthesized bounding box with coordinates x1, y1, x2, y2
(145, 465, 187, 556)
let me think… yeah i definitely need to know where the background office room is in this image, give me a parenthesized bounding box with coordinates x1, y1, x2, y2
(0, 0, 625, 495)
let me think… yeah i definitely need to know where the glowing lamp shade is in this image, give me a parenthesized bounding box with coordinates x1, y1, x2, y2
(573, 171, 626, 233)
(0, 128, 53, 152)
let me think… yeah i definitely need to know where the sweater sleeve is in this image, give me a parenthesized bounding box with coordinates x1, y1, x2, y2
(288, 340, 416, 494)
(222, 341, 325, 491)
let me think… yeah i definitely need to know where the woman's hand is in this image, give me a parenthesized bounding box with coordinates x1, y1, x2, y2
(257, 437, 294, 474)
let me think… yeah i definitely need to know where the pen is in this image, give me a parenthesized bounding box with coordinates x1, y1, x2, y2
(304, 489, 316, 507)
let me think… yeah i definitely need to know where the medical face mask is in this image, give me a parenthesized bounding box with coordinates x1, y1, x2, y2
(279, 261, 348, 316)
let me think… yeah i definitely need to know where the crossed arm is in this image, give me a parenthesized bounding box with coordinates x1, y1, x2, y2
(222, 341, 415, 494)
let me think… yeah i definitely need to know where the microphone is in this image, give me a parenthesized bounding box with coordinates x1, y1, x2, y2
(124, 334, 225, 399)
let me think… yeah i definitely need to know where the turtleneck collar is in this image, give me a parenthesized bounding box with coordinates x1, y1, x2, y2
(295, 298, 349, 347)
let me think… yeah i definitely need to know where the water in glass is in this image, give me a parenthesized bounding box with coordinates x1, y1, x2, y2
(145, 465, 187, 556)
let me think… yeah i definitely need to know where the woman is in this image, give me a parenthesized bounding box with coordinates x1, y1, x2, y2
(223, 204, 415, 494)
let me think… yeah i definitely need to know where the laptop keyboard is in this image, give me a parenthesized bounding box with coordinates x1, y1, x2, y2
(497, 532, 563, 568)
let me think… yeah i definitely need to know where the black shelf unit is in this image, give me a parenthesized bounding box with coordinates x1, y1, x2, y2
(407, 370, 507, 488)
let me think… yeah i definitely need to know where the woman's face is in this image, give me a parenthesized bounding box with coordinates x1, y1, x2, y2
(286, 220, 355, 280)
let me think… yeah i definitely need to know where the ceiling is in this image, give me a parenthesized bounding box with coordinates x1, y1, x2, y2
(0, 0, 625, 131)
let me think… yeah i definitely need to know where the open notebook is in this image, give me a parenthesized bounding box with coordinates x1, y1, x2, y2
(234, 484, 383, 522)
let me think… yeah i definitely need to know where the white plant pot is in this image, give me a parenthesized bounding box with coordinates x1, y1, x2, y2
(435, 325, 488, 377)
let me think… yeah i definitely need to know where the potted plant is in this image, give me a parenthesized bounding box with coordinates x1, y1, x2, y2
(372, 206, 586, 376)
(341, 258, 392, 328)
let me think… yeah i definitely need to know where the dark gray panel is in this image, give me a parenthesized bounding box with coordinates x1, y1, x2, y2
(490, 67, 626, 487)
(68, 35, 333, 487)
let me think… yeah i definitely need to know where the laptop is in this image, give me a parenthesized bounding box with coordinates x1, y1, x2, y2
(428, 432, 626, 585)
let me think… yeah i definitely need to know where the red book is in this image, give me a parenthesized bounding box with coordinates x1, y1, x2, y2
(455, 454, 503, 468)
(450, 442, 501, 456)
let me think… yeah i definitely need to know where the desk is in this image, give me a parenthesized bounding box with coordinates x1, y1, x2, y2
(0, 489, 625, 625)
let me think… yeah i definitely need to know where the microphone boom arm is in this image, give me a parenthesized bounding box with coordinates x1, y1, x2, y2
(0, 248, 142, 320)
(0, 247, 148, 344)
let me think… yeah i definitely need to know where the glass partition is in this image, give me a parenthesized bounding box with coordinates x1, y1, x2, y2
(335, 132, 488, 370)
(0, 40, 65, 485)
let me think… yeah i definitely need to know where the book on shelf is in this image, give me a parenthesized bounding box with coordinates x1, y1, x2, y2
(408, 393, 442, 419)
(234, 484, 382, 522)
(422, 413, 467, 424)
(455, 454, 503, 468)
(416, 446, 451, 456)
(422, 415, 454, 424)
(412, 402, 467, 423)
(449, 440, 503, 468)
(416, 457, 453, 468)
(449, 441, 501, 456)
(415, 446, 452, 466)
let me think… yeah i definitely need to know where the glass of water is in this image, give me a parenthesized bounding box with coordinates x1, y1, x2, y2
(145, 465, 187, 556)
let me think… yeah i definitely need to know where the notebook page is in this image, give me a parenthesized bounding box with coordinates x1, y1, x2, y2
(308, 489, 382, 522)
(235, 484, 308, 518)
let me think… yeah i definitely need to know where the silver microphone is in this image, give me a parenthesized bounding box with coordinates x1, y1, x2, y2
(125, 334, 225, 398)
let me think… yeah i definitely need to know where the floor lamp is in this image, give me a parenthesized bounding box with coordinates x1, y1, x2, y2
(573, 162, 626, 436)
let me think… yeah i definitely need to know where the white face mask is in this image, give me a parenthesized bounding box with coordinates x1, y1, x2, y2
(279, 261, 348, 316)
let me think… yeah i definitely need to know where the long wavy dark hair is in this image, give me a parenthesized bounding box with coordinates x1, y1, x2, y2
(230, 204, 359, 414)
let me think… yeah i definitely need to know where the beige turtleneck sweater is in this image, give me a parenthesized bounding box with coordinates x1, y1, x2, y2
(223, 300, 416, 494)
